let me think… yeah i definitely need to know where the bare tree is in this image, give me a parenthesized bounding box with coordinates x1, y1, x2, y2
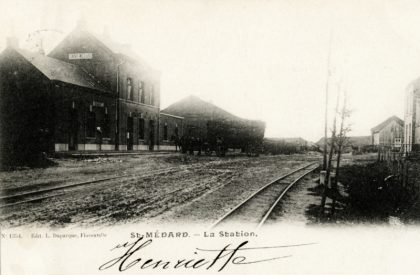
(331, 91, 351, 215)
(323, 30, 333, 170)
(320, 86, 341, 214)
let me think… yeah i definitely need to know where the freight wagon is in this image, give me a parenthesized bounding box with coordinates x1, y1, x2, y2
(180, 119, 265, 156)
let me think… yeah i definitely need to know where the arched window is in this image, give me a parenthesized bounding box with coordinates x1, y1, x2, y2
(174, 124, 179, 137)
(138, 118, 145, 139)
(127, 78, 133, 101)
(138, 80, 144, 103)
(87, 108, 96, 138)
(163, 123, 168, 140)
(150, 85, 155, 105)
(102, 110, 110, 138)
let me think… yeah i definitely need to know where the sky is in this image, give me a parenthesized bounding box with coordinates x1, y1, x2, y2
(1, 0, 420, 142)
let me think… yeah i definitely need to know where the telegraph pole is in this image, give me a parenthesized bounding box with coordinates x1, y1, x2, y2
(323, 29, 333, 170)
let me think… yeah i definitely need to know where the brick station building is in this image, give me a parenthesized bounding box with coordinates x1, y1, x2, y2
(0, 21, 182, 166)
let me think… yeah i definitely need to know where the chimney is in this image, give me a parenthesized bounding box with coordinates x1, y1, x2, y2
(38, 38, 45, 55)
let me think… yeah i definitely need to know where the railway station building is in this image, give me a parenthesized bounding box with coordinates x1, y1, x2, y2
(0, 21, 183, 166)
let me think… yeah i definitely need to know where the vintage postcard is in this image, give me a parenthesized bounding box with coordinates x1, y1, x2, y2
(1, 0, 420, 274)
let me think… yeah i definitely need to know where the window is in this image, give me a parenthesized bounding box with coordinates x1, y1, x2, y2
(394, 137, 402, 148)
(87, 110, 96, 138)
(163, 123, 168, 140)
(139, 81, 144, 103)
(138, 118, 145, 139)
(174, 125, 179, 137)
(127, 78, 133, 101)
(102, 114, 110, 138)
(150, 86, 154, 105)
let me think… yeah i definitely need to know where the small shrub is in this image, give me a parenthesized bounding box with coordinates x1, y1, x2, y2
(340, 163, 411, 219)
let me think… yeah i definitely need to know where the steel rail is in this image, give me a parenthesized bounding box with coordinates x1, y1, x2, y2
(0, 157, 241, 208)
(0, 166, 183, 208)
(210, 162, 318, 228)
(0, 176, 126, 208)
(0, 154, 262, 195)
(257, 164, 318, 228)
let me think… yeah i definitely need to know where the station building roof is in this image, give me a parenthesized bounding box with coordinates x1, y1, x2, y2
(48, 21, 157, 76)
(13, 48, 109, 93)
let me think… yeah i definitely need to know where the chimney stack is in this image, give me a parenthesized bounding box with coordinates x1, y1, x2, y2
(6, 36, 19, 49)
(37, 38, 45, 55)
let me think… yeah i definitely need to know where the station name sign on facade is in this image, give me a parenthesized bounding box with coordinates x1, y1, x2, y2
(93, 101, 104, 108)
(68, 53, 93, 60)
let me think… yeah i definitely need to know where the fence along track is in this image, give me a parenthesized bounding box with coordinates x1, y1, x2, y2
(211, 162, 318, 229)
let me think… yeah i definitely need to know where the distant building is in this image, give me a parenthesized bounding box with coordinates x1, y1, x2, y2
(371, 116, 404, 148)
(263, 137, 310, 155)
(265, 137, 309, 149)
(405, 78, 420, 153)
(316, 136, 371, 152)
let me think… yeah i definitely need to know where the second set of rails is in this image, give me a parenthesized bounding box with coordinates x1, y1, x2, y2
(1, 161, 319, 227)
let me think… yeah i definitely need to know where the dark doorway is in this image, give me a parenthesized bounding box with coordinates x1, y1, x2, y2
(149, 119, 155, 151)
(69, 109, 78, 151)
(127, 116, 134, 150)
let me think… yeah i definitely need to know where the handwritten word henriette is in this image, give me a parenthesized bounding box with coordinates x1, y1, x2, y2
(99, 237, 315, 272)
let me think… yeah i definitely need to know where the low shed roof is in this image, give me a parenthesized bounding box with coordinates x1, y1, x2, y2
(15, 48, 108, 92)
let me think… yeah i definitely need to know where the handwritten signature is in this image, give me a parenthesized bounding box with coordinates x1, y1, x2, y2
(99, 236, 315, 272)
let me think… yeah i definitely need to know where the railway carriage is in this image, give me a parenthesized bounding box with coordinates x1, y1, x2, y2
(180, 118, 265, 156)
(163, 95, 266, 157)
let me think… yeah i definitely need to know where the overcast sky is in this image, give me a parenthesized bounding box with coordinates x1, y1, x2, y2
(1, 0, 420, 142)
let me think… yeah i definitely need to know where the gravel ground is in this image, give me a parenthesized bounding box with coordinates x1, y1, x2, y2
(0, 153, 321, 228)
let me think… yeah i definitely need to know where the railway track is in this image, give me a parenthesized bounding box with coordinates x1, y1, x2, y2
(0, 167, 186, 208)
(211, 162, 319, 229)
(0, 155, 286, 209)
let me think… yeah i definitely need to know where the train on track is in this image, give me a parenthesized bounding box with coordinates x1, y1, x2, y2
(179, 119, 265, 157)
(162, 95, 266, 157)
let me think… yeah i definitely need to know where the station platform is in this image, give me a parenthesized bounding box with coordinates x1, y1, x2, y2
(53, 150, 177, 158)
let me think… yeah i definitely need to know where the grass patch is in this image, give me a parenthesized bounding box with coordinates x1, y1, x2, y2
(307, 162, 414, 224)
